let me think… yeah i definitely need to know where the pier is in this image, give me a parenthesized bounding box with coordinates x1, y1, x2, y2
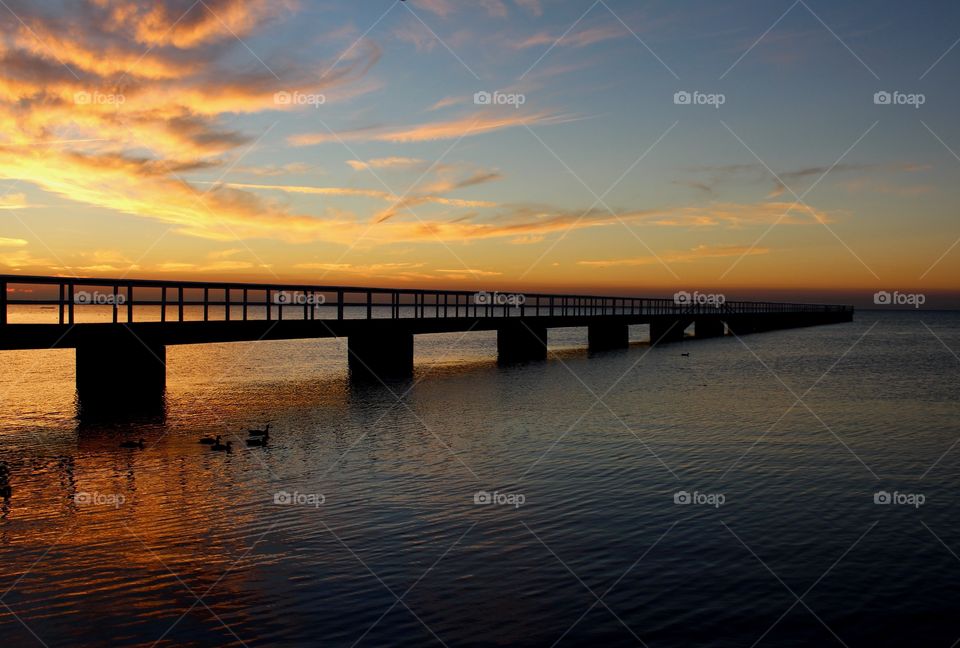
(0, 274, 853, 413)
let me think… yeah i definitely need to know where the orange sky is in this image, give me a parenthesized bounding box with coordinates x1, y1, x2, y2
(1, 0, 959, 306)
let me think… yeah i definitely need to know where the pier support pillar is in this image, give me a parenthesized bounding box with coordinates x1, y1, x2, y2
(588, 323, 629, 352)
(696, 318, 726, 338)
(649, 319, 687, 345)
(348, 331, 414, 380)
(726, 318, 755, 336)
(76, 337, 166, 417)
(498, 323, 547, 364)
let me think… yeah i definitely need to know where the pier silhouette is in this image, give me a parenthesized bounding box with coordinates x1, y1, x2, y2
(0, 274, 853, 414)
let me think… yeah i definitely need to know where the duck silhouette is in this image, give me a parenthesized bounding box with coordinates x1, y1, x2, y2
(199, 434, 221, 445)
(248, 423, 271, 437)
(246, 436, 268, 448)
(211, 440, 233, 452)
(120, 439, 145, 449)
(0, 464, 10, 498)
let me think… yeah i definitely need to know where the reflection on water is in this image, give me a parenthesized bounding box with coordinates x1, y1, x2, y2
(1, 312, 960, 646)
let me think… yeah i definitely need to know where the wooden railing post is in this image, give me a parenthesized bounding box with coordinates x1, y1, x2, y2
(203, 287, 209, 321)
(179, 287, 185, 322)
(113, 284, 120, 323)
(127, 284, 133, 323)
(0, 280, 6, 326)
(241, 288, 247, 321)
(68, 283, 75, 324)
(367, 291, 373, 319)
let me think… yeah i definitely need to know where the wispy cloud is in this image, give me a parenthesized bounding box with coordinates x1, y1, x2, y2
(514, 0, 543, 16)
(206, 180, 499, 213)
(346, 157, 427, 171)
(290, 111, 574, 145)
(578, 244, 771, 268)
(0, 194, 30, 210)
(515, 24, 626, 49)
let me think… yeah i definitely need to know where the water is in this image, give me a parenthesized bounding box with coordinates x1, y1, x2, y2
(1, 311, 958, 647)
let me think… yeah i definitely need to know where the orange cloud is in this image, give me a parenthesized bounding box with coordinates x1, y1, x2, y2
(289, 111, 573, 145)
(578, 245, 771, 268)
(206, 180, 499, 213)
(0, 193, 29, 210)
(346, 157, 426, 170)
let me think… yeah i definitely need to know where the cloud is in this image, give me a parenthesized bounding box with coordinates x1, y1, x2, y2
(682, 162, 928, 198)
(515, 25, 625, 49)
(578, 245, 771, 268)
(514, 0, 543, 16)
(0, 193, 29, 210)
(234, 162, 318, 177)
(154, 260, 256, 272)
(206, 180, 499, 215)
(410, 0, 532, 18)
(428, 95, 467, 111)
(837, 178, 934, 196)
(0, 0, 383, 245)
(289, 111, 574, 145)
(346, 157, 427, 171)
(411, 0, 456, 18)
(436, 268, 502, 276)
(393, 21, 439, 51)
(478, 0, 509, 18)
(647, 201, 833, 227)
(0, 237, 29, 247)
(373, 168, 504, 223)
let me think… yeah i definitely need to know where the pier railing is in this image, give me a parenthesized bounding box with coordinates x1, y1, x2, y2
(0, 274, 852, 326)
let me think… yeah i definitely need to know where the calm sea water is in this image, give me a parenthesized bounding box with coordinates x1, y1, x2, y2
(1, 310, 959, 647)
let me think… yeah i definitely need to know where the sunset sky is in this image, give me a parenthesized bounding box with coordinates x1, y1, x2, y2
(1, 0, 959, 303)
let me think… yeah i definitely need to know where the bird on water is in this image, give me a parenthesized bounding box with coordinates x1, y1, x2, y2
(248, 423, 271, 437)
(211, 440, 233, 452)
